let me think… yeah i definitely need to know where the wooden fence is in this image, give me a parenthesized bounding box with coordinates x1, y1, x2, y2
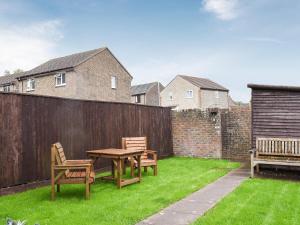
(0, 93, 173, 188)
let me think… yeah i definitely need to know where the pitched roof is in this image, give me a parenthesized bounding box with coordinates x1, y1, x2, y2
(179, 75, 228, 91)
(0, 72, 24, 86)
(21, 47, 107, 77)
(131, 82, 158, 95)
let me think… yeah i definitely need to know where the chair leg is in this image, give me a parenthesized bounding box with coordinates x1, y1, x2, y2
(51, 182, 55, 200)
(250, 164, 254, 178)
(144, 166, 148, 173)
(130, 159, 135, 177)
(86, 167, 90, 200)
(154, 165, 158, 176)
(57, 184, 60, 193)
(51, 170, 55, 200)
(86, 182, 90, 200)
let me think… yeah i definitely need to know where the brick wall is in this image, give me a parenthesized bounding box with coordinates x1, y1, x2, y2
(171, 105, 251, 161)
(172, 109, 222, 158)
(221, 105, 251, 160)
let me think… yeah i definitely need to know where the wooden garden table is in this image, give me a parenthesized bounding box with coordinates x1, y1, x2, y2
(86, 148, 144, 188)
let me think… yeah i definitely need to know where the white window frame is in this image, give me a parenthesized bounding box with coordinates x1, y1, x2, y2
(55, 73, 66, 87)
(26, 78, 35, 91)
(111, 76, 117, 89)
(185, 90, 193, 98)
(215, 91, 220, 99)
(135, 95, 141, 103)
(3, 85, 10, 92)
(168, 92, 173, 101)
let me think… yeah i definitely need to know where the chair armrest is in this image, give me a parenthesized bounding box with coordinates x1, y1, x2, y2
(145, 150, 157, 160)
(249, 149, 256, 154)
(66, 160, 93, 164)
(53, 163, 91, 170)
(145, 150, 157, 154)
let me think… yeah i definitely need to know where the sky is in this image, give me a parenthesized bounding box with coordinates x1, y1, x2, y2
(1, 0, 300, 102)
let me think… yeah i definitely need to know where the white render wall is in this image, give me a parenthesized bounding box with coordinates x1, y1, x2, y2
(200, 89, 229, 110)
(160, 76, 200, 110)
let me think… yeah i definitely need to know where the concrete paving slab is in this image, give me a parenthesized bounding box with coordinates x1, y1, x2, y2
(136, 168, 249, 225)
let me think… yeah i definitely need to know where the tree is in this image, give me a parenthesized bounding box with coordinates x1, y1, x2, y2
(4, 70, 10, 75)
(13, 69, 24, 74)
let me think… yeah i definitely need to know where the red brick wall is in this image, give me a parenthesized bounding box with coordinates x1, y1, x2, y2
(171, 106, 251, 161)
(221, 106, 251, 161)
(172, 110, 222, 158)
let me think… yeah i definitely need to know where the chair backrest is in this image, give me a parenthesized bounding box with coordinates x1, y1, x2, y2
(51, 142, 69, 176)
(122, 137, 148, 159)
(256, 137, 300, 157)
(51, 142, 67, 165)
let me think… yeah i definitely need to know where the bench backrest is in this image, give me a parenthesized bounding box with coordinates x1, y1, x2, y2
(256, 137, 300, 157)
(122, 137, 148, 160)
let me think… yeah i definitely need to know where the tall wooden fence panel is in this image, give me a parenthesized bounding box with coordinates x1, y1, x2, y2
(0, 93, 173, 188)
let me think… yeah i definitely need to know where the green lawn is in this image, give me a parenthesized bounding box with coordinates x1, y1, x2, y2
(0, 157, 239, 225)
(194, 178, 300, 225)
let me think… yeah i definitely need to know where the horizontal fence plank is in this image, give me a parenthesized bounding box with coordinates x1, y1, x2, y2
(251, 89, 300, 147)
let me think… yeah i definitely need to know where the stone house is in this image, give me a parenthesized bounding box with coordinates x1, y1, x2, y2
(160, 75, 229, 110)
(131, 82, 164, 106)
(0, 47, 132, 102)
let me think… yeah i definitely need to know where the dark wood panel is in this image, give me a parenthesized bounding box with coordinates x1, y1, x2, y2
(0, 93, 173, 188)
(251, 89, 300, 147)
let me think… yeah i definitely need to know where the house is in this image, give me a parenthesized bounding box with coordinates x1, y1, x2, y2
(0, 47, 132, 102)
(160, 75, 229, 110)
(131, 82, 164, 106)
(0, 72, 23, 92)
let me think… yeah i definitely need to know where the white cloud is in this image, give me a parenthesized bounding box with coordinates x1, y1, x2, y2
(0, 19, 63, 75)
(244, 37, 284, 44)
(202, 0, 239, 20)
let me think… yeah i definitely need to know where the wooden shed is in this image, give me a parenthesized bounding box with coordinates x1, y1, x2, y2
(248, 84, 300, 148)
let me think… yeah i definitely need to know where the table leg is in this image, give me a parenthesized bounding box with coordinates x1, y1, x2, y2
(117, 159, 122, 189)
(122, 159, 126, 175)
(137, 155, 142, 182)
(130, 157, 135, 177)
(111, 160, 115, 178)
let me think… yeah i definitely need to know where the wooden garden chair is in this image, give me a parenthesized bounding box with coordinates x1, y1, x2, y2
(51, 142, 95, 200)
(122, 137, 158, 176)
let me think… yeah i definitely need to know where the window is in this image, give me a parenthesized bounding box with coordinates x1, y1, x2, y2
(185, 90, 193, 98)
(215, 91, 219, 99)
(111, 76, 117, 89)
(135, 95, 141, 103)
(3, 85, 10, 92)
(55, 73, 66, 86)
(26, 78, 35, 91)
(168, 92, 173, 100)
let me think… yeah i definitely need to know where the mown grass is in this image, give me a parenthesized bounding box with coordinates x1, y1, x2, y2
(0, 157, 239, 225)
(194, 178, 300, 225)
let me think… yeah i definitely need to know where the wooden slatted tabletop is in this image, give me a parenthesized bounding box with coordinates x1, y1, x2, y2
(87, 148, 144, 157)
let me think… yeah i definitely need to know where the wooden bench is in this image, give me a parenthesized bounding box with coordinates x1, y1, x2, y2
(122, 137, 158, 176)
(51, 143, 95, 200)
(250, 137, 300, 178)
